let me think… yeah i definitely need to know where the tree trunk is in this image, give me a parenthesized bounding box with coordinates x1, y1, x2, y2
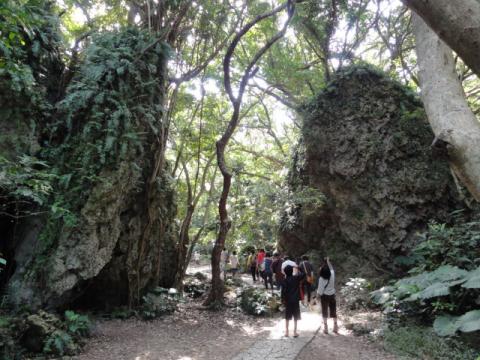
(403, 0, 480, 78)
(173, 204, 195, 288)
(204, 136, 233, 307)
(204, 1, 295, 307)
(413, 13, 480, 201)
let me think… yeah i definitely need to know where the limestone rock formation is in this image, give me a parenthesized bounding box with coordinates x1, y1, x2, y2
(3, 28, 178, 309)
(279, 65, 463, 273)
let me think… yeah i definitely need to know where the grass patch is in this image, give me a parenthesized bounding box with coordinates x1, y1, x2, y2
(383, 325, 479, 360)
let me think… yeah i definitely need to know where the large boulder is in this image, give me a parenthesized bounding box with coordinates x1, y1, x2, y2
(6, 29, 178, 309)
(279, 65, 463, 274)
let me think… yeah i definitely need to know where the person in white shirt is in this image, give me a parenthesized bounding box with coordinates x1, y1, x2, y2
(316, 257, 338, 334)
(229, 251, 239, 277)
(281, 256, 297, 274)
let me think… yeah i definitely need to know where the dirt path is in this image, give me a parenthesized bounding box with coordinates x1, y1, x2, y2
(75, 264, 397, 360)
(75, 302, 275, 360)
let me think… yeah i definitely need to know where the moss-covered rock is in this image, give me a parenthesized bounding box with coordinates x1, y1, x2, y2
(279, 65, 463, 274)
(5, 28, 178, 310)
(20, 311, 62, 353)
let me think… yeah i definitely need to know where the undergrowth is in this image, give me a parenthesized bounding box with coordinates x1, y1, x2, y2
(372, 213, 480, 338)
(239, 287, 281, 316)
(383, 325, 479, 360)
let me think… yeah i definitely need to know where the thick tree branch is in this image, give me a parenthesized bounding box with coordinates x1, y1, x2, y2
(403, 0, 480, 79)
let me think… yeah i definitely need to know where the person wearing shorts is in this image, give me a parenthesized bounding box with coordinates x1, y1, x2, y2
(317, 257, 338, 334)
(281, 265, 305, 337)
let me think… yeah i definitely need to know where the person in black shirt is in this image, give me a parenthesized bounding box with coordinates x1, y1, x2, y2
(281, 265, 305, 337)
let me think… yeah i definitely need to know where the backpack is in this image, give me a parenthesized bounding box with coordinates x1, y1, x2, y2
(264, 258, 273, 273)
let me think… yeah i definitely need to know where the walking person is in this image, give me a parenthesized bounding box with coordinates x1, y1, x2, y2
(281, 256, 297, 274)
(317, 257, 338, 334)
(256, 248, 266, 281)
(300, 255, 314, 305)
(247, 250, 257, 282)
(229, 251, 239, 278)
(281, 265, 305, 338)
(271, 253, 284, 290)
(263, 252, 274, 290)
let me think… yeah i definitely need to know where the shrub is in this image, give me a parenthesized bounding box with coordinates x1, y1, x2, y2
(372, 265, 480, 336)
(183, 277, 208, 299)
(239, 287, 281, 316)
(43, 330, 76, 356)
(340, 278, 373, 310)
(140, 287, 181, 319)
(409, 218, 480, 273)
(64, 310, 90, 337)
(372, 217, 480, 337)
(383, 325, 479, 360)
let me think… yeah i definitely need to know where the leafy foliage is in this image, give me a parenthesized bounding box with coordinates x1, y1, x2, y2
(0, 0, 63, 158)
(383, 325, 479, 360)
(64, 310, 90, 337)
(43, 310, 90, 356)
(43, 329, 76, 356)
(47, 28, 170, 211)
(140, 287, 181, 320)
(0, 155, 55, 207)
(239, 287, 281, 316)
(183, 276, 208, 299)
(434, 310, 480, 337)
(372, 216, 480, 337)
(408, 218, 480, 272)
(340, 278, 374, 310)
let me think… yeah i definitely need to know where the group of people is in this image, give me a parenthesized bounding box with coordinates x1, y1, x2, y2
(245, 249, 338, 337)
(220, 248, 240, 278)
(218, 248, 338, 337)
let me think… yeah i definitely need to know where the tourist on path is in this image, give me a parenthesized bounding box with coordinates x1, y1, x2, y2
(256, 248, 266, 280)
(271, 252, 284, 290)
(317, 257, 338, 334)
(263, 252, 274, 290)
(246, 250, 257, 282)
(299, 255, 314, 305)
(229, 251, 239, 278)
(281, 265, 305, 337)
(193, 251, 200, 264)
(281, 256, 297, 274)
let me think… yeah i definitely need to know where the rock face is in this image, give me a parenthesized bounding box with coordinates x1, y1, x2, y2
(5, 29, 178, 309)
(279, 66, 462, 272)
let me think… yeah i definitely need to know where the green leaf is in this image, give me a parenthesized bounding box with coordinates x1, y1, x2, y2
(433, 315, 458, 337)
(434, 310, 480, 336)
(407, 279, 465, 301)
(462, 267, 480, 289)
(457, 310, 480, 333)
